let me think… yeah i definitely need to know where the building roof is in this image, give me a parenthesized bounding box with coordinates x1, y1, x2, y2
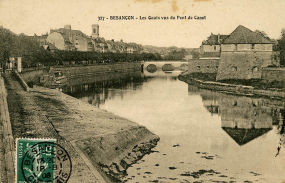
(222, 127, 272, 145)
(223, 25, 272, 44)
(203, 34, 229, 45)
(56, 28, 86, 38)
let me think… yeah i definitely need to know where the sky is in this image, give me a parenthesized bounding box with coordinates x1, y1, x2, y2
(1, 0, 285, 48)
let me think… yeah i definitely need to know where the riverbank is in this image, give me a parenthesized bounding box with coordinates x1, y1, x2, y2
(20, 62, 142, 84)
(0, 74, 15, 183)
(178, 72, 285, 99)
(2, 72, 159, 182)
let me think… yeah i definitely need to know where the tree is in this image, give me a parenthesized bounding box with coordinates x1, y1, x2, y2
(276, 28, 285, 66)
(0, 26, 15, 70)
(254, 30, 271, 40)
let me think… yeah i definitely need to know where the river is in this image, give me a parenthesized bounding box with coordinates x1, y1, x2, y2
(62, 70, 285, 183)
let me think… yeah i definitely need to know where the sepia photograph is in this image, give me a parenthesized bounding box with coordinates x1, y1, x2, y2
(0, 0, 285, 182)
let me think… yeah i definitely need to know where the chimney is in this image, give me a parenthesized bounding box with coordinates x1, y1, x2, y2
(64, 25, 71, 29)
(112, 39, 114, 42)
(218, 33, 220, 44)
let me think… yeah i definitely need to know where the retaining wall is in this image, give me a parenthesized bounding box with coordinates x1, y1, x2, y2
(50, 62, 141, 79)
(261, 67, 285, 82)
(179, 74, 285, 98)
(0, 76, 15, 183)
(20, 62, 141, 83)
(188, 59, 219, 73)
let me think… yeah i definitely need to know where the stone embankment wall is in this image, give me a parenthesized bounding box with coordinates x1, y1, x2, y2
(77, 126, 159, 181)
(261, 67, 285, 82)
(188, 59, 219, 74)
(179, 73, 285, 98)
(20, 68, 48, 83)
(11, 70, 159, 182)
(20, 62, 142, 83)
(51, 62, 141, 79)
(0, 75, 15, 183)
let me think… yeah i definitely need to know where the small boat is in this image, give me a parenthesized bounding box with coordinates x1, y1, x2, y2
(40, 70, 67, 87)
(53, 71, 67, 85)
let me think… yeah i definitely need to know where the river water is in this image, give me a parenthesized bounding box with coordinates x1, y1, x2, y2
(62, 70, 285, 183)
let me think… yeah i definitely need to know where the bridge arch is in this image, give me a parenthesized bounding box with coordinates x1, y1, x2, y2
(180, 63, 188, 70)
(146, 64, 157, 73)
(162, 64, 175, 71)
(143, 61, 188, 71)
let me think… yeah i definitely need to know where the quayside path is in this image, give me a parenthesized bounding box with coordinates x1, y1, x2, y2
(0, 72, 158, 183)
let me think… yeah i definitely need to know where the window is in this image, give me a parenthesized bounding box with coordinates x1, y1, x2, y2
(252, 44, 255, 49)
(197, 66, 201, 70)
(214, 46, 216, 51)
(206, 66, 210, 68)
(93, 28, 96, 33)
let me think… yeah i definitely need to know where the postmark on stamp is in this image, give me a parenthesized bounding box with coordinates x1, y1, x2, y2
(16, 139, 72, 183)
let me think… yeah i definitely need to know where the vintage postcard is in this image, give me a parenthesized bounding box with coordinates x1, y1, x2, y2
(0, 0, 285, 182)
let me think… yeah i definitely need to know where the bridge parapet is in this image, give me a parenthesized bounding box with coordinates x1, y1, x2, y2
(143, 61, 188, 72)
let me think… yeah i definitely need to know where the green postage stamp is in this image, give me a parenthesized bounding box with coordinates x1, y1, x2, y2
(16, 138, 72, 183)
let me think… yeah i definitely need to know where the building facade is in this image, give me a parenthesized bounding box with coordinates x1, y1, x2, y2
(200, 34, 229, 58)
(216, 25, 274, 80)
(188, 25, 279, 81)
(47, 25, 92, 51)
(45, 25, 142, 53)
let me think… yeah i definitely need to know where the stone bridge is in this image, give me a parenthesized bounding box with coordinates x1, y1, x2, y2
(142, 61, 188, 73)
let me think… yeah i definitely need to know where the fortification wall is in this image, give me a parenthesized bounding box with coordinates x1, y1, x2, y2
(216, 51, 272, 80)
(188, 59, 219, 73)
(262, 67, 285, 82)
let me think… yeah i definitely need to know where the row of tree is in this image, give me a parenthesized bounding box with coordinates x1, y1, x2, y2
(0, 26, 166, 68)
(0, 26, 45, 69)
(22, 50, 163, 67)
(163, 49, 188, 60)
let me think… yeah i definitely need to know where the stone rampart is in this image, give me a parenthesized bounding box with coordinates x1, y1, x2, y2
(188, 59, 219, 73)
(216, 51, 272, 80)
(261, 67, 285, 82)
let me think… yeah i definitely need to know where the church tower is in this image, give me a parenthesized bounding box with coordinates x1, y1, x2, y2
(91, 24, 99, 38)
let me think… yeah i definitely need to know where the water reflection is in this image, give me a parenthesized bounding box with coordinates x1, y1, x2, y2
(62, 71, 285, 182)
(62, 70, 183, 108)
(195, 86, 285, 145)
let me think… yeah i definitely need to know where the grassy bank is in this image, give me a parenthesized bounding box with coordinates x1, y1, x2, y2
(184, 72, 285, 90)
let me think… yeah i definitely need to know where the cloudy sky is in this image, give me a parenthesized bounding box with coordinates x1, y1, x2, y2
(1, 0, 285, 48)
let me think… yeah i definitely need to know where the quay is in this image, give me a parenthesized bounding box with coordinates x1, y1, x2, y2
(0, 64, 159, 182)
(178, 72, 285, 99)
